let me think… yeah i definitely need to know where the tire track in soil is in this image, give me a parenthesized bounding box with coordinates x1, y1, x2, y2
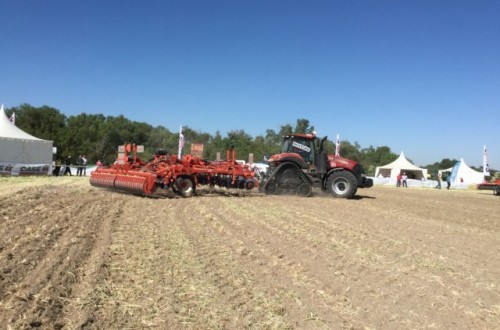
(1, 181, 499, 330)
(173, 198, 296, 329)
(242, 196, 429, 329)
(0, 184, 115, 329)
(196, 193, 500, 329)
(192, 195, 354, 329)
(94, 194, 296, 329)
(88, 197, 200, 329)
(305, 189, 500, 329)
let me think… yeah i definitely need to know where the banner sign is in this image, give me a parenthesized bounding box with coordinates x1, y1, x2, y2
(449, 161, 460, 184)
(483, 145, 490, 177)
(0, 163, 51, 176)
(191, 143, 204, 157)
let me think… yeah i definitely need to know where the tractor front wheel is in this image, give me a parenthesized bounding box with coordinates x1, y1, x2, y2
(326, 171, 357, 199)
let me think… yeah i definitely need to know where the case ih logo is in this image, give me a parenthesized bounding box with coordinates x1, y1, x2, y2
(292, 141, 310, 153)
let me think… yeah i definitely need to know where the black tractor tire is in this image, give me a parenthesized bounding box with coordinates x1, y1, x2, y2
(326, 171, 358, 199)
(174, 176, 195, 197)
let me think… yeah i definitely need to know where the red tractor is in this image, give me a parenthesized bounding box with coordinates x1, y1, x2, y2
(260, 133, 373, 198)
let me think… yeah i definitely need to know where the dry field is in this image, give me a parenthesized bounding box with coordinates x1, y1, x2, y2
(0, 176, 499, 329)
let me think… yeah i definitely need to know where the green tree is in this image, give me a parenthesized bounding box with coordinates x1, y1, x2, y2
(146, 125, 173, 153)
(278, 123, 293, 137)
(60, 113, 110, 163)
(293, 118, 315, 134)
(423, 158, 458, 179)
(337, 141, 362, 163)
(8, 103, 66, 145)
(224, 129, 254, 161)
(204, 131, 224, 160)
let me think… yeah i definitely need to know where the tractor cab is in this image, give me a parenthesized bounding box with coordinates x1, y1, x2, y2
(281, 133, 329, 174)
(282, 134, 316, 164)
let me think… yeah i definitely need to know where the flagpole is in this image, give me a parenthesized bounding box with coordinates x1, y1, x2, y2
(335, 133, 340, 157)
(178, 125, 184, 159)
(483, 145, 490, 179)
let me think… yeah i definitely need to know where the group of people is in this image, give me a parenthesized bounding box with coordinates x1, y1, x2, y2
(63, 155, 88, 176)
(396, 171, 456, 190)
(396, 172, 409, 188)
(435, 172, 451, 189)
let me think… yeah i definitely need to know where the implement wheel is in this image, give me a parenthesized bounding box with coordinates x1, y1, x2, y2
(326, 171, 357, 199)
(175, 176, 195, 197)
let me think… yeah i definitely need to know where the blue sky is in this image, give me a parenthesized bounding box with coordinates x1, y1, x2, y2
(1, 0, 499, 168)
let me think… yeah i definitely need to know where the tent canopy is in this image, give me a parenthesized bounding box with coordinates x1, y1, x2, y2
(440, 158, 484, 185)
(0, 105, 53, 165)
(375, 151, 428, 180)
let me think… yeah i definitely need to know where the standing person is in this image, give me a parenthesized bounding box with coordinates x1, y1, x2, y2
(64, 156, 72, 176)
(76, 155, 83, 176)
(82, 155, 88, 176)
(435, 172, 442, 189)
(446, 174, 451, 189)
(402, 172, 408, 188)
(396, 173, 401, 187)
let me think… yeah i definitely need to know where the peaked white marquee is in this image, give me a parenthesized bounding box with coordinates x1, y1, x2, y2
(375, 151, 428, 180)
(440, 158, 484, 186)
(0, 105, 53, 169)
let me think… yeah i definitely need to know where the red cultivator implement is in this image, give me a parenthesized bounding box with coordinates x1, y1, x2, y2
(477, 179, 500, 196)
(90, 144, 258, 197)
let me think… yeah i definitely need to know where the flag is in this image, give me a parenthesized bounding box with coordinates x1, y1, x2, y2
(335, 133, 340, 157)
(178, 125, 185, 158)
(9, 111, 15, 125)
(483, 145, 490, 177)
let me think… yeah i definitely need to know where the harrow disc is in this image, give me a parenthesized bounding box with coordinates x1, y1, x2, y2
(89, 172, 116, 188)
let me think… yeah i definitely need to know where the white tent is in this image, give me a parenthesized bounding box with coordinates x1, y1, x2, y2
(439, 158, 484, 187)
(0, 105, 53, 175)
(375, 151, 428, 180)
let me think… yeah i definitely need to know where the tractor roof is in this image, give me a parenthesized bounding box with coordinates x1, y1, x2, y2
(282, 133, 317, 140)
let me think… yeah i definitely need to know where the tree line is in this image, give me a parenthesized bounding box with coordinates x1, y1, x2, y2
(4, 104, 496, 178)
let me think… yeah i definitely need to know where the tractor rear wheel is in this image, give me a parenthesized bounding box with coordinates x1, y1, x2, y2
(175, 176, 195, 197)
(326, 171, 357, 198)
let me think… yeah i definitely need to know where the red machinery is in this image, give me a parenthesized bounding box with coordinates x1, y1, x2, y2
(90, 144, 258, 197)
(477, 179, 500, 196)
(260, 133, 373, 198)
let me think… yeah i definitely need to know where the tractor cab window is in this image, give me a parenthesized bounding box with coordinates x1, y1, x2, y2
(283, 137, 314, 163)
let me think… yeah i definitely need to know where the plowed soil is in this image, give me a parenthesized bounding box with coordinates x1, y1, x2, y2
(1, 177, 499, 329)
